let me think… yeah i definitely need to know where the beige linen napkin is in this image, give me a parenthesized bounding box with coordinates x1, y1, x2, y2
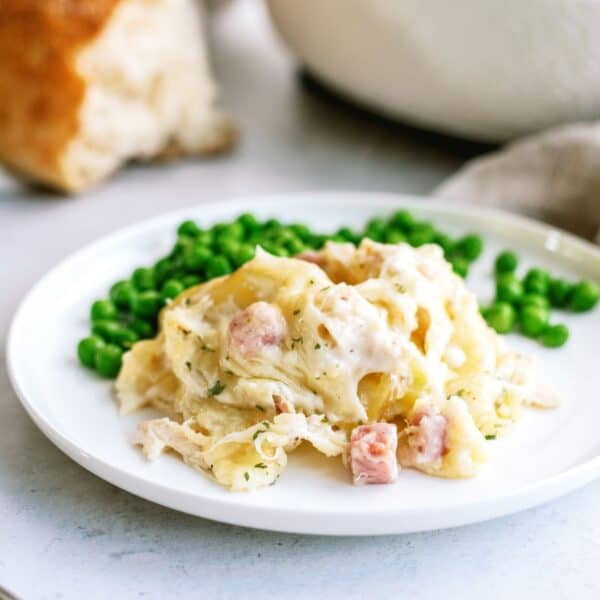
(435, 122, 600, 243)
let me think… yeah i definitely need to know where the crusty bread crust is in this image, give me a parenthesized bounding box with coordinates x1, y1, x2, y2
(0, 0, 235, 192)
(0, 1, 121, 189)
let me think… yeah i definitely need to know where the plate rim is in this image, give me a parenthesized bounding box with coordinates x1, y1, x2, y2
(6, 191, 600, 535)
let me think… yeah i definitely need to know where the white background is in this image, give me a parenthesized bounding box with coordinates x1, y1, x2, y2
(0, 0, 598, 598)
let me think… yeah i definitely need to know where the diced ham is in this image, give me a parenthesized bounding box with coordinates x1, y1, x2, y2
(348, 422, 398, 485)
(273, 394, 294, 414)
(228, 301, 287, 356)
(297, 250, 326, 267)
(401, 409, 448, 467)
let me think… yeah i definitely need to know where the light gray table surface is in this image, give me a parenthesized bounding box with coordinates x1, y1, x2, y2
(1, 2, 598, 599)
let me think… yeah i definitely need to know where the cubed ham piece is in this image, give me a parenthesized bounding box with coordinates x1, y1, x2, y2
(273, 394, 294, 414)
(401, 409, 448, 468)
(297, 250, 326, 267)
(228, 301, 287, 356)
(348, 422, 399, 485)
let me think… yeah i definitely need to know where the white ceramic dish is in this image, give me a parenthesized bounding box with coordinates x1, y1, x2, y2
(267, 0, 600, 141)
(7, 192, 600, 535)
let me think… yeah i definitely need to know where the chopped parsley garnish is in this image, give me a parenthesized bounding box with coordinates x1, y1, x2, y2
(256, 404, 265, 412)
(252, 429, 265, 441)
(320, 286, 331, 292)
(395, 283, 406, 293)
(314, 343, 321, 350)
(262, 421, 270, 428)
(254, 462, 267, 469)
(208, 380, 225, 396)
(308, 279, 315, 285)
(321, 415, 329, 423)
(185, 361, 192, 371)
(293, 308, 301, 315)
(485, 434, 497, 440)
(244, 472, 249, 481)
(196, 336, 215, 352)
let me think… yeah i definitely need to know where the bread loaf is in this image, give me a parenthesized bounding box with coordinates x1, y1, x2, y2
(0, 0, 235, 192)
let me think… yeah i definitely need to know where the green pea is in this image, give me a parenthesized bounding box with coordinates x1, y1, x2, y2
(496, 274, 524, 304)
(548, 278, 572, 308)
(161, 278, 185, 300)
(233, 244, 256, 266)
(271, 229, 295, 245)
(329, 235, 347, 244)
(384, 229, 407, 244)
(484, 302, 516, 334)
(95, 344, 123, 378)
(540, 324, 569, 348)
(390, 210, 417, 232)
(182, 274, 202, 288)
(456, 234, 483, 261)
(77, 335, 105, 369)
(523, 268, 550, 296)
(237, 213, 260, 234)
(263, 218, 282, 232)
(92, 319, 121, 342)
(495, 250, 518, 274)
(168, 268, 186, 282)
(173, 234, 195, 256)
(451, 257, 469, 278)
(290, 223, 313, 242)
(244, 233, 260, 248)
(364, 218, 386, 241)
(90, 299, 118, 322)
(433, 233, 454, 255)
(205, 256, 232, 279)
(177, 220, 200, 237)
(111, 326, 139, 349)
(216, 237, 241, 261)
(366, 217, 386, 231)
(154, 257, 175, 285)
(196, 230, 213, 247)
(335, 227, 358, 244)
(211, 223, 228, 237)
(408, 223, 436, 247)
(132, 290, 162, 319)
(310, 234, 329, 249)
(270, 245, 290, 257)
(520, 304, 550, 337)
(568, 280, 600, 312)
(130, 319, 156, 339)
(286, 238, 305, 255)
(110, 280, 136, 309)
(222, 222, 244, 240)
(519, 293, 550, 310)
(183, 245, 212, 271)
(260, 241, 275, 254)
(132, 267, 156, 291)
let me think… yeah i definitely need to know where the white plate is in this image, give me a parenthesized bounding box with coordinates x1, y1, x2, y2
(7, 192, 600, 535)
